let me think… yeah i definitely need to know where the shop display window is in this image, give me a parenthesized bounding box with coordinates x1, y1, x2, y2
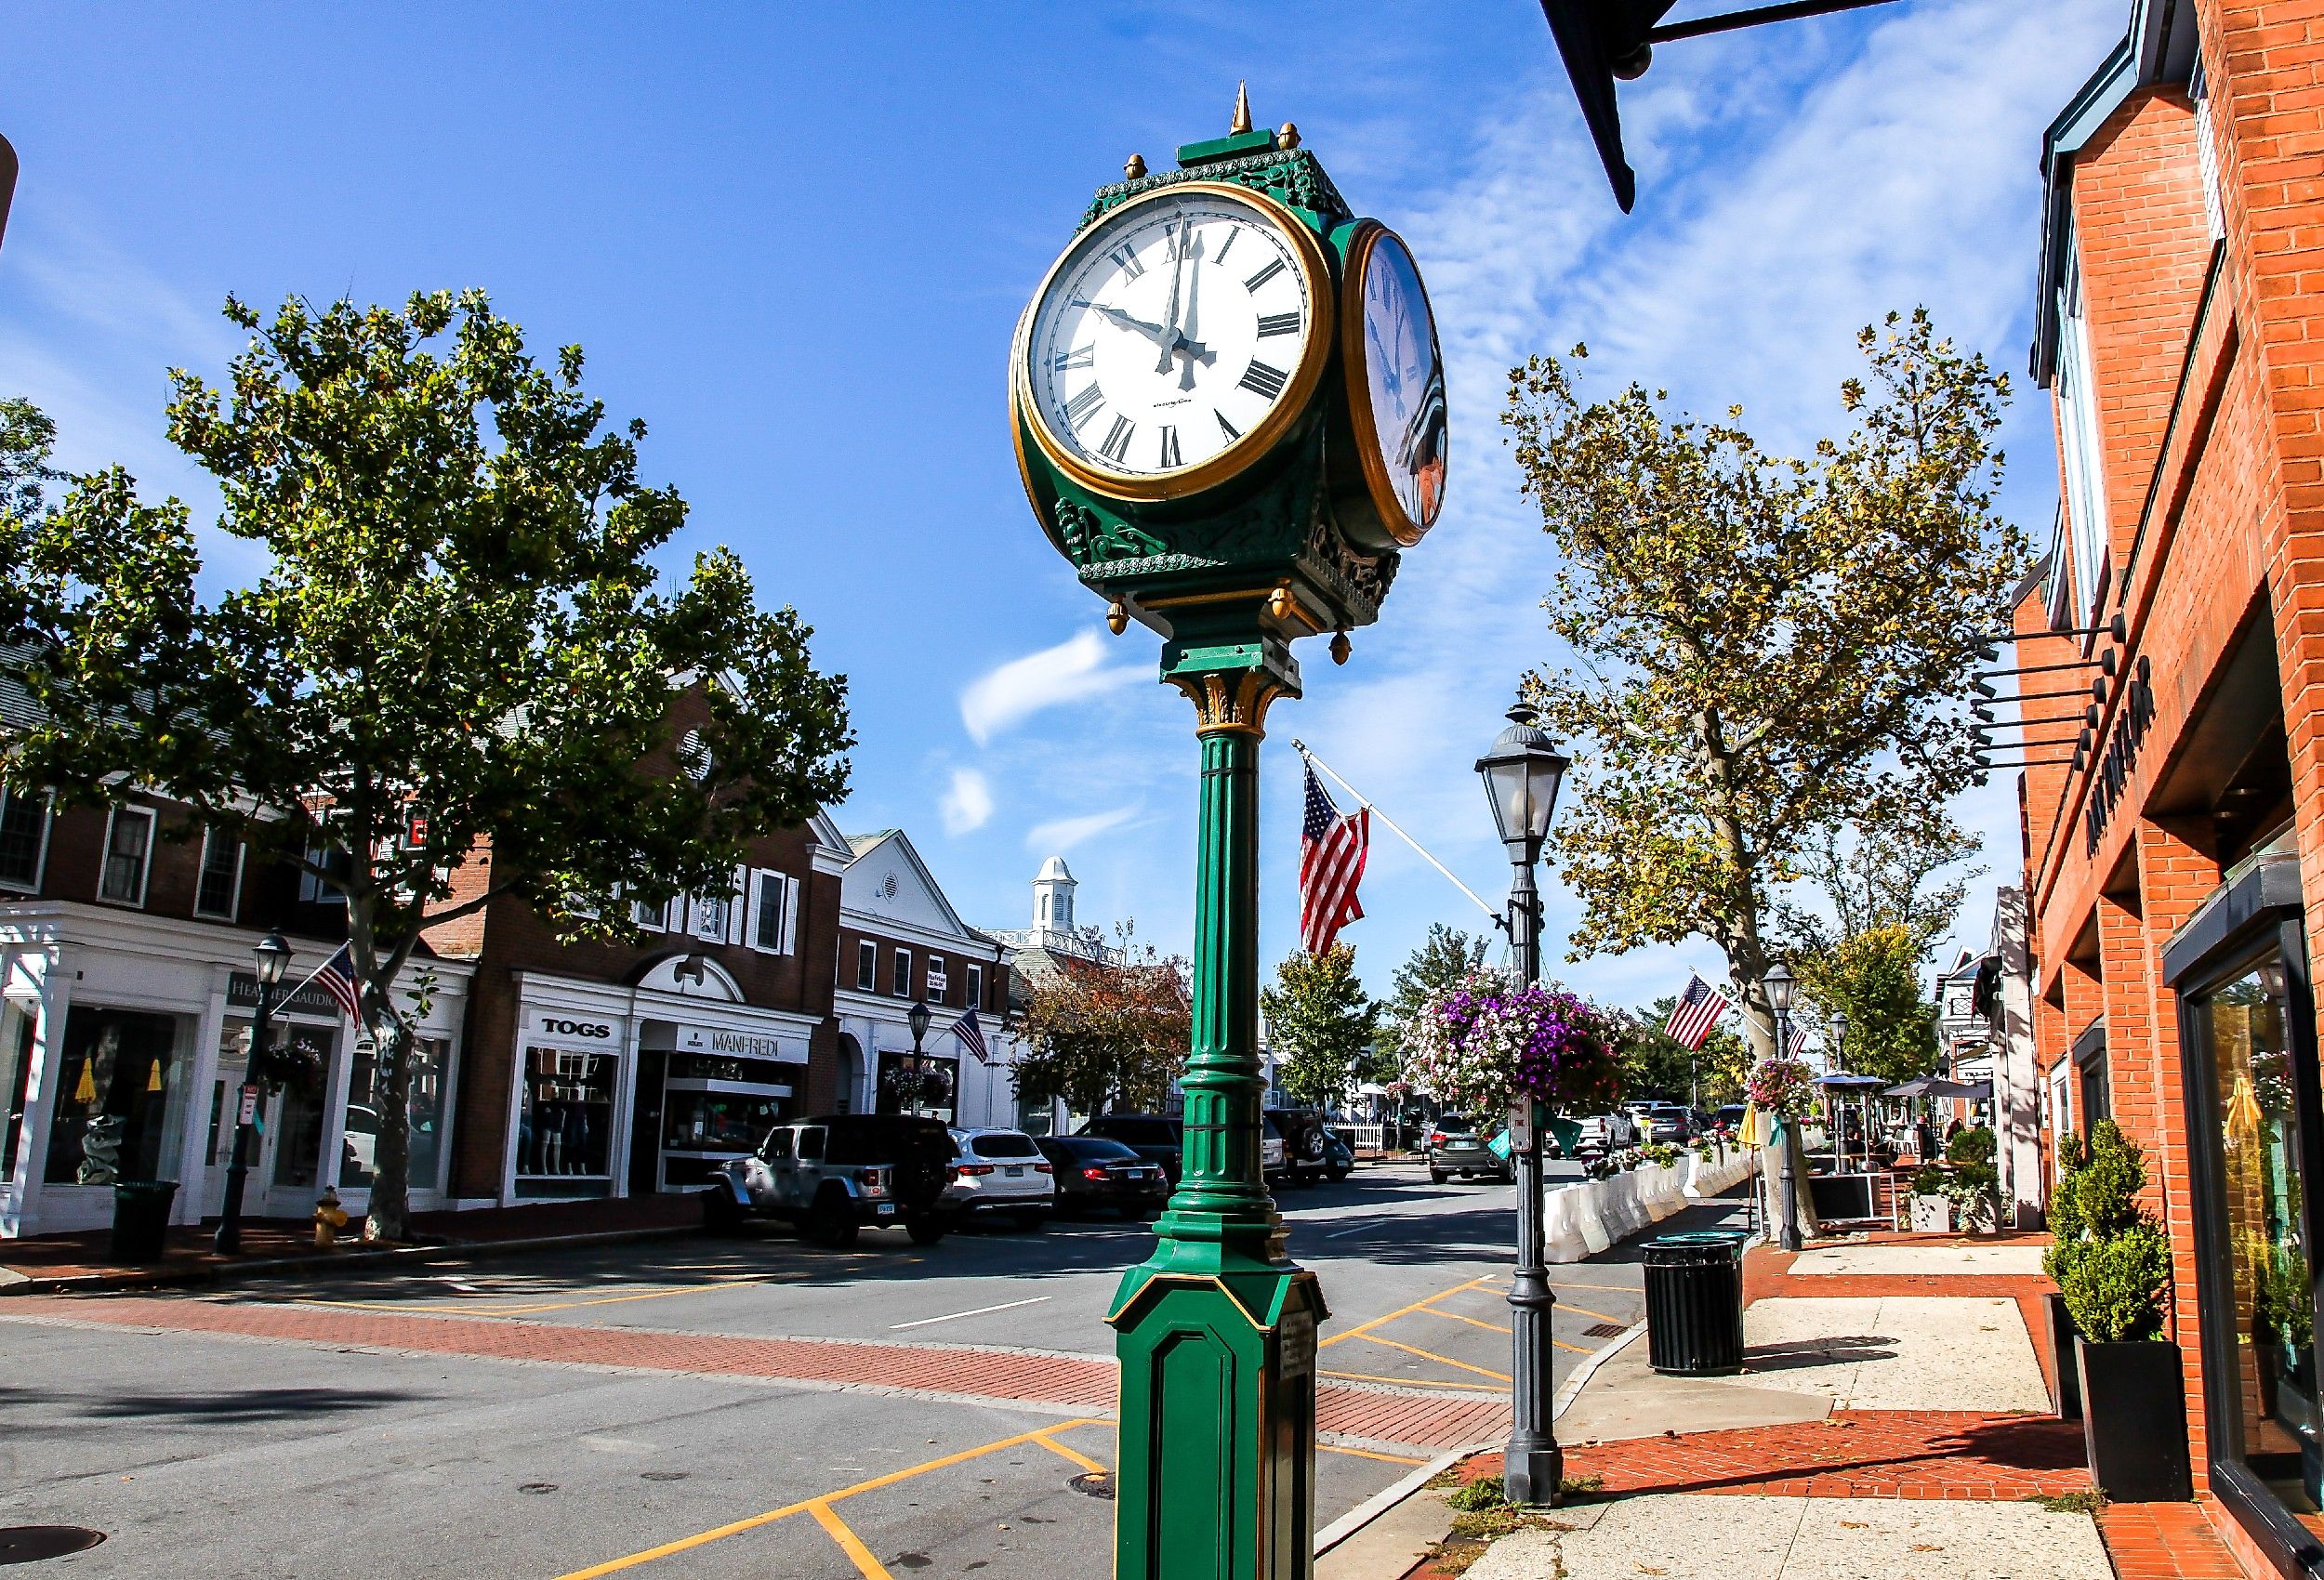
(877, 1051, 957, 1125)
(42, 1007, 184, 1185)
(2201, 961, 2324, 1516)
(518, 1047, 615, 1196)
(2, 1000, 36, 1177)
(267, 1023, 337, 1190)
(655, 1052, 789, 1190)
(340, 1036, 452, 1192)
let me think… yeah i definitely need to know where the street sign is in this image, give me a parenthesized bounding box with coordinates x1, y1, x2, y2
(237, 1085, 258, 1126)
(1507, 1100, 1535, 1152)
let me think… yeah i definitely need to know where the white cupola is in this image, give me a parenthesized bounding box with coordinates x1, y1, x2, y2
(1033, 854, 1076, 935)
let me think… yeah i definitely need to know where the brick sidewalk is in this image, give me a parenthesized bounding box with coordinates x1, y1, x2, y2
(4, 1292, 1507, 1452)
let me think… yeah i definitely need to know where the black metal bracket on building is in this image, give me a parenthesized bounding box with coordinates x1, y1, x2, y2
(1975, 682, 2104, 704)
(1980, 651, 2118, 680)
(1539, 0, 1903, 210)
(1979, 613, 2128, 646)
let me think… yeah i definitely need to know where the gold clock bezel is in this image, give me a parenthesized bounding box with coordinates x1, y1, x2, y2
(1340, 220, 1446, 548)
(1016, 180, 1338, 504)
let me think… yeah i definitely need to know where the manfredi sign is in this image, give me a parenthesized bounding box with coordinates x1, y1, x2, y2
(676, 1025, 799, 1062)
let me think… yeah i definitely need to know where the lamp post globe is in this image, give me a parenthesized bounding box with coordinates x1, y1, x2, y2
(907, 995, 932, 1050)
(1762, 959, 1796, 1017)
(215, 930, 294, 1256)
(1479, 704, 1571, 1507)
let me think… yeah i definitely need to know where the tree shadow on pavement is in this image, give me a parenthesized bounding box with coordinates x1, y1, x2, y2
(0, 1383, 425, 1424)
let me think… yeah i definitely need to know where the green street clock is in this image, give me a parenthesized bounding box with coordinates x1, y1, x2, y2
(1011, 99, 1447, 1580)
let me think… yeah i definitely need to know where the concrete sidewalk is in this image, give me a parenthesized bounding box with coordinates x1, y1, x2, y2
(1334, 1232, 2252, 1580)
(0, 1192, 702, 1295)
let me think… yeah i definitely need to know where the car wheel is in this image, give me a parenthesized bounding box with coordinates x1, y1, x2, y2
(905, 1217, 947, 1245)
(1327, 1166, 1351, 1183)
(808, 1189, 859, 1249)
(702, 1190, 745, 1236)
(1015, 1211, 1049, 1232)
(1429, 1169, 1447, 1183)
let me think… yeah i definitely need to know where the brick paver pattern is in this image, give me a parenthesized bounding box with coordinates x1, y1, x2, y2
(1563, 1410, 2090, 1500)
(8, 1295, 1507, 1452)
(2098, 1503, 2251, 1580)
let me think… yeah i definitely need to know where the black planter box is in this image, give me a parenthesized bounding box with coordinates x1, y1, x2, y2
(2045, 1292, 2082, 1422)
(2074, 1336, 2192, 1501)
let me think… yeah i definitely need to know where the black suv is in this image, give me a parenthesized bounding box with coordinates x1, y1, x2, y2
(706, 1113, 956, 1246)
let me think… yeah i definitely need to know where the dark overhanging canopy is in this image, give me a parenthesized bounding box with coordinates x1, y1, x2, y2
(1883, 1076, 1988, 1100)
(1537, 0, 1906, 212)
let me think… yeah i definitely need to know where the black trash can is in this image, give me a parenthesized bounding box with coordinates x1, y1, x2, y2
(1642, 1231, 1745, 1375)
(109, 1179, 178, 1264)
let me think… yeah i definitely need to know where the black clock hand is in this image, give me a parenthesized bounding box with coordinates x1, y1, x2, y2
(1155, 217, 1188, 375)
(1174, 230, 1209, 389)
(1085, 302, 1172, 348)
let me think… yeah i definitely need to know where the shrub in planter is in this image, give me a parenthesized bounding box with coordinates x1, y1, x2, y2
(1637, 1141, 1683, 1168)
(2046, 1122, 2189, 1500)
(1946, 1125, 1996, 1167)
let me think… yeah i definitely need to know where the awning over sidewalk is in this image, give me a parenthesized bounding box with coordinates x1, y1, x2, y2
(1883, 1076, 1988, 1099)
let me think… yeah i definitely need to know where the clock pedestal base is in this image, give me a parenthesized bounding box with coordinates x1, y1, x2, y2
(1108, 629, 1323, 1580)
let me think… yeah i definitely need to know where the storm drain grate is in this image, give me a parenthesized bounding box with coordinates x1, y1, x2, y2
(1580, 1322, 1629, 1338)
(0, 1527, 107, 1564)
(1069, 1472, 1116, 1501)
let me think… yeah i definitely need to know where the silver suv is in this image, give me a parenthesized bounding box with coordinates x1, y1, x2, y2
(944, 1126, 1056, 1230)
(706, 1113, 956, 1247)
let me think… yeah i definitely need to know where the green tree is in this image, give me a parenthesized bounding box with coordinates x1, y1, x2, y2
(1794, 925, 1941, 1086)
(1377, 924, 1490, 1073)
(1261, 942, 1381, 1109)
(1503, 310, 2025, 1052)
(1618, 1000, 1750, 1106)
(0, 397, 58, 531)
(0, 293, 853, 1241)
(1780, 806, 1980, 958)
(1011, 931, 1190, 1117)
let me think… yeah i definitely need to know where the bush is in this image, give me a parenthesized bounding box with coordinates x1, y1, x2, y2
(1911, 1165, 1949, 1198)
(2057, 1223, 2172, 1342)
(1638, 1141, 1682, 1167)
(1946, 1125, 1996, 1166)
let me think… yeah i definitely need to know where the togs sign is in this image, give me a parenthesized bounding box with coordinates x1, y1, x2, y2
(535, 1014, 615, 1042)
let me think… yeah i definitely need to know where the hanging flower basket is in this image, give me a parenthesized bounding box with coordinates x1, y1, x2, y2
(1745, 1055, 1816, 1119)
(1402, 971, 1620, 1116)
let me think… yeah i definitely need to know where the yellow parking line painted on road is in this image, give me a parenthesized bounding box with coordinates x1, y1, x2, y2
(552, 1418, 1101, 1579)
(1549, 1280, 1640, 1295)
(1033, 1431, 1108, 1476)
(1318, 1274, 1494, 1350)
(1350, 1333, 1513, 1382)
(1320, 1444, 1427, 1466)
(808, 1500, 894, 1580)
(1421, 1310, 1513, 1335)
(1321, 1368, 1505, 1393)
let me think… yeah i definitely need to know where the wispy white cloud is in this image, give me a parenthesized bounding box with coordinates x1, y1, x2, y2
(939, 766, 994, 835)
(959, 628, 1145, 745)
(1026, 804, 1138, 854)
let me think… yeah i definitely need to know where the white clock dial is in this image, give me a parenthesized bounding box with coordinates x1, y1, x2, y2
(1024, 186, 1321, 487)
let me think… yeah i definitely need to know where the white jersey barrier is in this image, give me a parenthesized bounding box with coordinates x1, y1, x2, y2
(1539, 1144, 1755, 1264)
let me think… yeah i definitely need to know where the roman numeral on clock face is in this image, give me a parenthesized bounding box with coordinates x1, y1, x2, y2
(1215, 410, 1241, 441)
(1064, 384, 1104, 429)
(1099, 415, 1135, 463)
(1243, 257, 1285, 292)
(1157, 426, 1182, 468)
(1052, 343, 1094, 371)
(1109, 244, 1145, 279)
(1213, 227, 1240, 265)
(1238, 360, 1288, 400)
(1256, 310, 1301, 338)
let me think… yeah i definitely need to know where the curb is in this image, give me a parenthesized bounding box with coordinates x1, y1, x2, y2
(0, 1222, 700, 1297)
(1550, 1315, 1646, 1419)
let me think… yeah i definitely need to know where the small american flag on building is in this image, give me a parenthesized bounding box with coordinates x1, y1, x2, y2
(1300, 765, 1369, 955)
(950, 1008, 991, 1065)
(301, 943, 364, 1023)
(1663, 972, 1731, 1050)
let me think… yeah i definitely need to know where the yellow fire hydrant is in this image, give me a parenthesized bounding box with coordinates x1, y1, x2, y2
(314, 1186, 350, 1249)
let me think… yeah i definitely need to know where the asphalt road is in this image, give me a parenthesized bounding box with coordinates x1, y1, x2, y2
(0, 1160, 1741, 1579)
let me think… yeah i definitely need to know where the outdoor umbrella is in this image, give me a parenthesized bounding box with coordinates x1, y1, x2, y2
(1882, 1076, 1986, 1099)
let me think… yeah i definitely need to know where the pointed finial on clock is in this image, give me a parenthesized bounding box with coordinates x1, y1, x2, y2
(1231, 81, 1252, 135)
(1124, 152, 1147, 179)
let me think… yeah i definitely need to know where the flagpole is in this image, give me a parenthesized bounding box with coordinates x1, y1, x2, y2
(1289, 741, 1501, 924)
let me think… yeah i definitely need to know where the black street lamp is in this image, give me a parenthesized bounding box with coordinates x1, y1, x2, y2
(1829, 1010, 1851, 1170)
(215, 930, 291, 1256)
(1762, 960, 1802, 1251)
(906, 996, 933, 1117)
(1475, 704, 1570, 1507)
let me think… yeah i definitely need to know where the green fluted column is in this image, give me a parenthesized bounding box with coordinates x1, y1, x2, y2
(1111, 634, 1325, 1580)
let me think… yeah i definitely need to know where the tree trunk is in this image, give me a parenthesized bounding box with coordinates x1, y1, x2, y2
(365, 1015, 415, 1243)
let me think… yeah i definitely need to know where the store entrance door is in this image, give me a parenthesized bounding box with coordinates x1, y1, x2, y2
(201, 1047, 280, 1220)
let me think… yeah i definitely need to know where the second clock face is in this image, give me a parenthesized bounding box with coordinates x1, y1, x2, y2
(1023, 185, 1323, 490)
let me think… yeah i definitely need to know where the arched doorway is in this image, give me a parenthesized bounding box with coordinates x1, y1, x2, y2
(836, 1033, 864, 1115)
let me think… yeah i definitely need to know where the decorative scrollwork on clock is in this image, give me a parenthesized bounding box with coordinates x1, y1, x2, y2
(1055, 498, 1166, 568)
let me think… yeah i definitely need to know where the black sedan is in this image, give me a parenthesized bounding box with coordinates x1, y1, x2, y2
(1037, 1135, 1170, 1218)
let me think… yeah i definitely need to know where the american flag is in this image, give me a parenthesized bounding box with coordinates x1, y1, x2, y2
(1300, 765, 1369, 955)
(297, 943, 364, 1023)
(1663, 972, 1732, 1050)
(1787, 1021, 1812, 1059)
(950, 1008, 990, 1065)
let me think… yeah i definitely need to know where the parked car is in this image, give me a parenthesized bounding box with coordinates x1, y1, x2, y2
(1713, 1103, 1748, 1135)
(706, 1113, 956, 1246)
(943, 1126, 1056, 1229)
(1037, 1135, 1169, 1218)
(1082, 1113, 1284, 1184)
(1571, 1110, 1639, 1159)
(1632, 1104, 1691, 1145)
(1426, 1114, 1512, 1183)
(1265, 1107, 1345, 1186)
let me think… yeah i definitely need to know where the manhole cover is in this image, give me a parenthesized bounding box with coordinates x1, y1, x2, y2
(0, 1527, 107, 1564)
(1068, 1472, 1115, 1501)
(1581, 1322, 1628, 1338)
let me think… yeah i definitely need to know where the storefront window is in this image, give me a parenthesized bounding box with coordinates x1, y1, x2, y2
(2204, 962, 2322, 1514)
(268, 1023, 337, 1190)
(42, 1007, 184, 1185)
(517, 1047, 615, 1196)
(1015, 1094, 1054, 1138)
(657, 1052, 789, 1191)
(3, 1000, 37, 1178)
(340, 1036, 452, 1192)
(877, 1051, 957, 1124)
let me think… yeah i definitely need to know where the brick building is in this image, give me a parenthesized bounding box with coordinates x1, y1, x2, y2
(2014, 0, 2324, 1570)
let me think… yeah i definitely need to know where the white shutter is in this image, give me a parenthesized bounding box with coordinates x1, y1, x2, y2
(783, 875, 800, 955)
(728, 865, 748, 945)
(743, 869, 765, 951)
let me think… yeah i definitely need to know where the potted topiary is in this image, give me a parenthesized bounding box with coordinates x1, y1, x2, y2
(2041, 1131, 2088, 1421)
(1944, 1126, 2000, 1234)
(2044, 1121, 2190, 1500)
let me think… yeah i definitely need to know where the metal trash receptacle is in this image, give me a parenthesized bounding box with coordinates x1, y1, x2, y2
(1643, 1231, 1745, 1375)
(109, 1179, 178, 1264)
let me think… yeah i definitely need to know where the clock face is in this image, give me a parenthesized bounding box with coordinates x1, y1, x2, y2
(1345, 227, 1446, 544)
(1022, 184, 1327, 495)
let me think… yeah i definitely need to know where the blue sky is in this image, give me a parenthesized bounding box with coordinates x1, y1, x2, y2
(4, 1, 2123, 1016)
